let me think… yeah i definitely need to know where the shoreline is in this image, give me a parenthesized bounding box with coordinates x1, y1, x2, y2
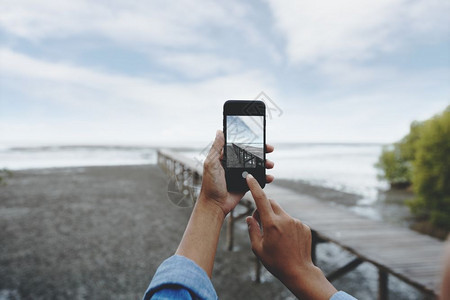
(275, 177, 448, 240)
(1, 165, 421, 229)
(274, 178, 362, 206)
(1, 165, 432, 230)
(274, 178, 414, 226)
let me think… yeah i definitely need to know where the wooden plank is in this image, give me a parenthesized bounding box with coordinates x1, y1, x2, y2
(390, 260, 443, 268)
(353, 252, 440, 267)
(341, 240, 442, 251)
(363, 247, 442, 258)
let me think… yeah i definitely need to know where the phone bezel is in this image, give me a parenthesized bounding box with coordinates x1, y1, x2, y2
(223, 100, 266, 192)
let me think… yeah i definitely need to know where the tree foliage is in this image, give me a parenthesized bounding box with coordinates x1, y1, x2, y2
(376, 106, 450, 230)
(408, 107, 450, 229)
(375, 121, 423, 187)
(376, 145, 412, 186)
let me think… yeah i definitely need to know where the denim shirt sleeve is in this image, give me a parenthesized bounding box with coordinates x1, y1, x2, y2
(330, 291, 358, 300)
(142, 255, 218, 300)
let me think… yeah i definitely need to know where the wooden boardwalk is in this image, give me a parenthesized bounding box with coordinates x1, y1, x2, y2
(157, 149, 444, 299)
(233, 143, 264, 160)
(263, 184, 443, 298)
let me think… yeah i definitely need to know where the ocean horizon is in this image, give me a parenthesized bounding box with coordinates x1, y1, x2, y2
(1, 142, 388, 198)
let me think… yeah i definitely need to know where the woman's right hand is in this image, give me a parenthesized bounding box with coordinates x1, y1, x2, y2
(246, 174, 337, 300)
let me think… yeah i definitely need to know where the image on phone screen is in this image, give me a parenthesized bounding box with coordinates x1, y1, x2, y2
(226, 115, 264, 169)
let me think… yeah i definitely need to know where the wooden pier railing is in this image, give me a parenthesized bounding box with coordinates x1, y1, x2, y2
(157, 149, 444, 299)
(157, 149, 254, 250)
(231, 143, 264, 168)
(158, 149, 203, 202)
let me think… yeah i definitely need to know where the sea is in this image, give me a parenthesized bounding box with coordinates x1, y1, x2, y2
(0, 142, 392, 216)
(0, 143, 387, 192)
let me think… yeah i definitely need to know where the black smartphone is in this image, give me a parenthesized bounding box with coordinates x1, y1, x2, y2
(223, 100, 266, 192)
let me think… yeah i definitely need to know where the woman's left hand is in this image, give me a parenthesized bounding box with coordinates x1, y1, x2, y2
(199, 130, 274, 217)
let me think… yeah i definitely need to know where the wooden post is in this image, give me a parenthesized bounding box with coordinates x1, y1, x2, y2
(326, 258, 363, 282)
(226, 209, 234, 251)
(193, 172, 200, 186)
(192, 171, 201, 199)
(255, 257, 261, 283)
(181, 166, 185, 187)
(378, 269, 388, 300)
(311, 230, 317, 265)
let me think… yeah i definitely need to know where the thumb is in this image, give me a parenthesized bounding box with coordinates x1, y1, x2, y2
(208, 130, 224, 159)
(246, 216, 262, 255)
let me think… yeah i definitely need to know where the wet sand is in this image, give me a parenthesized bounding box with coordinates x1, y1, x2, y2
(0, 165, 431, 299)
(275, 179, 415, 228)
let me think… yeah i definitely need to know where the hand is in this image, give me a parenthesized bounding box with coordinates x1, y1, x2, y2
(199, 130, 274, 217)
(246, 174, 337, 300)
(176, 130, 274, 277)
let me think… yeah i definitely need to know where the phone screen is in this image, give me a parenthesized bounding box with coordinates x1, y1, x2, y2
(226, 115, 264, 169)
(223, 100, 266, 191)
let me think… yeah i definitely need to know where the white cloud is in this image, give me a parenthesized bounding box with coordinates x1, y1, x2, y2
(2, 47, 447, 144)
(315, 60, 450, 89)
(0, 1, 275, 80)
(157, 52, 241, 79)
(266, 0, 450, 64)
(268, 91, 449, 144)
(0, 48, 274, 143)
(0, 0, 253, 47)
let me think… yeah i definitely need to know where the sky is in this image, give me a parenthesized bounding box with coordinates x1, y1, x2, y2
(0, 0, 449, 146)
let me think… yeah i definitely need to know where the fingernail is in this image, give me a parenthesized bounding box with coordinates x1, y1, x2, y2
(247, 174, 253, 179)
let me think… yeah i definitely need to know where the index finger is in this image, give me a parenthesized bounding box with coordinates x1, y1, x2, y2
(246, 174, 273, 219)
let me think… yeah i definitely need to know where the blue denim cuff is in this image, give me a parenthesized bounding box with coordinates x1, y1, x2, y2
(143, 255, 218, 300)
(330, 291, 358, 300)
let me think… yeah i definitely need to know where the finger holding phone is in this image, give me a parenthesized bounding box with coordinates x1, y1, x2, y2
(246, 174, 338, 300)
